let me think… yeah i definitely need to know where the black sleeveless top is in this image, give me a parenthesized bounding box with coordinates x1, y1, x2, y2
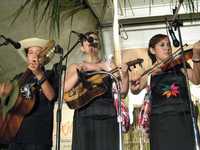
(76, 72, 116, 117)
(150, 63, 191, 114)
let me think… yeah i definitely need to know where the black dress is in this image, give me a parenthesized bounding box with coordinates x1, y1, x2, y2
(72, 75, 119, 150)
(149, 64, 195, 150)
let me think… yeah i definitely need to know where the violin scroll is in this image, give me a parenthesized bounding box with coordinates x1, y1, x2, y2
(127, 58, 144, 71)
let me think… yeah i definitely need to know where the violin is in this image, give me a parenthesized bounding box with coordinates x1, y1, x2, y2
(140, 44, 193, 77)
(130, 44, 193, 86)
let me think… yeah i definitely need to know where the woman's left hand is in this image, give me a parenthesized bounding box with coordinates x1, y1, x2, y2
(119, 63, 128, 78)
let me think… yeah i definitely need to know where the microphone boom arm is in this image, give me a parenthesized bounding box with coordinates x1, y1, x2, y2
(0, 35, 21, 49)
(0, 35, 9, 47)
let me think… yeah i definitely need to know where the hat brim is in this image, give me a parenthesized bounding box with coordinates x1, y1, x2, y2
(19, 38, 53, 49)
(18, 38, 55, 61)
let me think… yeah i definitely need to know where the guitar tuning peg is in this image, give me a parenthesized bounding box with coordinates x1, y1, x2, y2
(139, 63, 143, 68)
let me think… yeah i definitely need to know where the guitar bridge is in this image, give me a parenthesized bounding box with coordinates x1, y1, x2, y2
(20, 83, 33, 99)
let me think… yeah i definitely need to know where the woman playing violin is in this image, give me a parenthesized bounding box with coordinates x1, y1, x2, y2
(131, 34, 200, 150)
(64, 31, 129, 150)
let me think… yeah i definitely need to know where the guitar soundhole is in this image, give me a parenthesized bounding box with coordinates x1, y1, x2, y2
(4, 96, 10, 106)
(69, 90, 76, 97)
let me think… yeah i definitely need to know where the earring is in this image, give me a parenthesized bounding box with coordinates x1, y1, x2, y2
(150, 48, 155, 54)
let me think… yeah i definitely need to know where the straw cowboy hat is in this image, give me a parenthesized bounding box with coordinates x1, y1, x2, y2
(19, 37, 55, 64)
(19, 37, 55, 53)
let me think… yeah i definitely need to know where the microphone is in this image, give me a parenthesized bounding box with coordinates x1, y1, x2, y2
(71, 31, 87, 40)
(55, 44, 64, 54)
(71, 31, 99, 48)
(0, 35, 21, 49)
(167, 22, 180, 47)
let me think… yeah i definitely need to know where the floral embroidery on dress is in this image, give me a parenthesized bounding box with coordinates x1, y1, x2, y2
(162, 83, 180, 98)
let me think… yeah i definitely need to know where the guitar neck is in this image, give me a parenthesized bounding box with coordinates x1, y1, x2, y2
(109, 58, 144, 74)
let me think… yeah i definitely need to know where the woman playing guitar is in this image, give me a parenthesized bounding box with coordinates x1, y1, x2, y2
(0, 38, 58, 150)
(64, 31, 129, 150)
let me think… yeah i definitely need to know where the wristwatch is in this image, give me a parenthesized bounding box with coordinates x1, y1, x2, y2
(37, 76, 47, 86)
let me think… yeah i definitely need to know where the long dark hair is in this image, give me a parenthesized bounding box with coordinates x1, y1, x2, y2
(148, 34, 169, 64)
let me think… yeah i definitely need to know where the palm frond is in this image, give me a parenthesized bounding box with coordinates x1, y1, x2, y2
(186, 0, 195, 12)
(10, 0, 199, 37)
(49, 0, 61, 36)
(100, 0, 108, 22)
(10, 0, 32, 25)
(11, 0, 86, 37)
(61, 5, 86, 24)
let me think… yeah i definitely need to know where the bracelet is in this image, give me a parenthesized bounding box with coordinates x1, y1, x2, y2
(192, 58, 200, 63)
(37, 76, 47, 86)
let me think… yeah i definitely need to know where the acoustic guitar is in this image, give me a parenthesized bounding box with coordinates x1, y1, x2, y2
(64, 58, 144, 109)
(0, 69, 36, 143)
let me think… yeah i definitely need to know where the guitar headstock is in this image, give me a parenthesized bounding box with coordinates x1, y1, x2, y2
(126, 58, 144, 71)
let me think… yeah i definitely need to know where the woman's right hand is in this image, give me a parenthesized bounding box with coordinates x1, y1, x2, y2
(77, 63, 87, 72)
(0, 82, 13, 97)
(77, 62, 103, 72)
(65, 62, 100, 92)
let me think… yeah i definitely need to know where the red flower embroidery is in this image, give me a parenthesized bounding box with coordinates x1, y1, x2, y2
(162, 83, 180, 98)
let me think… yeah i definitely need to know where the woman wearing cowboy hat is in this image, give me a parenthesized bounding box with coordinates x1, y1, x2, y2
(0, 38, 58, 150)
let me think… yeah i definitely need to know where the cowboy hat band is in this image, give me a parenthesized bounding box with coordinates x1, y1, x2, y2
(19, 37, 54, 49)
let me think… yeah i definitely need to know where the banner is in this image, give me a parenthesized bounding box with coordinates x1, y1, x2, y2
(52, 103, 74, 150)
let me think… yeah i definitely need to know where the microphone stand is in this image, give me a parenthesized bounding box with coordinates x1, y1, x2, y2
(0, 43, 7, 47)
(0, 35, 9, 47)
(170, 5, 200, 150)
(55, 45, 64, 150)
(62, 39, 81, 61)
(112, 75, 123, 150)
(55, 39, 81, 150)
(86, 70, 124, 150)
